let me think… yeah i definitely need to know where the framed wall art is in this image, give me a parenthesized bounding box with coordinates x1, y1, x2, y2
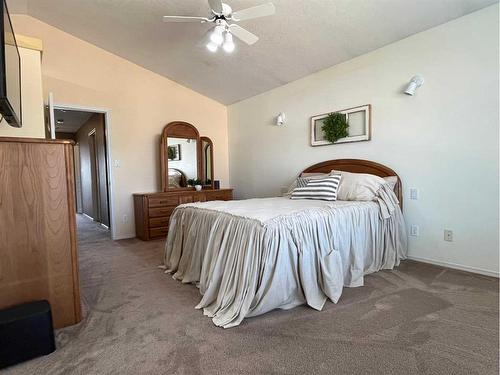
(310, 104, 371, 146)
(167, 144, 181, 161)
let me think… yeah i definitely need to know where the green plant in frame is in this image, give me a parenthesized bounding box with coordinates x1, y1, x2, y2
(321, 112, 349, 143)
(187, 178, 202, 186)
(168, 145, 177, 160)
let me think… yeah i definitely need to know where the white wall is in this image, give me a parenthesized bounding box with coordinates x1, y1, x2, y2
(228, 5, 499, 276)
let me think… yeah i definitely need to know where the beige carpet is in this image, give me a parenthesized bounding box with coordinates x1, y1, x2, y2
(5, 215, 499, 374)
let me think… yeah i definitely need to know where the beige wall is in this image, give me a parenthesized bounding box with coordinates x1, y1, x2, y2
(0, 45, 44, 137)
(228, 5, 499, 276)
(11, 15, 229, 239)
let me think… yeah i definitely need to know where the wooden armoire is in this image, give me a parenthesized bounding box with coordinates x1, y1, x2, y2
(0, 137, 81, 328)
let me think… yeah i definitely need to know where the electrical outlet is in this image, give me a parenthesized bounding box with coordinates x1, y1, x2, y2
(410, 225, 419, 237)
(444, 229, 453, 242)
(122, 214, 128, 223)
(113, 159, 121, 167)
(410, 188, 419, 200)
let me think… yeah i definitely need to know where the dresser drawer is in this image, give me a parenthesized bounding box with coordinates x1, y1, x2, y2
(149, 226, 169, 239)
(149, 206, 175, 218)
(134, 189, 233, 241)
(208, 192, 232, 201)
(149, 216, 171, 228)
(193, 194, 206, 203)
(148, 196, 179, 208)
(178, 195, 194, 204)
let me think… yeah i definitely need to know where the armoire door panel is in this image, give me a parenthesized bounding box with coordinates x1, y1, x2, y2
(0, 138, 81, 328)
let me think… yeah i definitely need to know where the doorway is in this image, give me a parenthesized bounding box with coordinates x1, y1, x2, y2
(53, 108, 111, 234)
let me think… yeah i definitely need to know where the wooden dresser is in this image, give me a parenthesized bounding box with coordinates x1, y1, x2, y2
(134, 189, 233, 241)
(0, 137, 81, 329)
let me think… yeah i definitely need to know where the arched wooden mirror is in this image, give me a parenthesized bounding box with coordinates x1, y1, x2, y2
(200, 136, 214, 189)
(160, 121, 201, 191)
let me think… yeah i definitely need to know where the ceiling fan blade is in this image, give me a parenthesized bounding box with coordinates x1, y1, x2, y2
(229, 24, 259, 45)
(208, 0, 223, 15)
(231, 3, 275, 22)
(163, 16, 211, 23)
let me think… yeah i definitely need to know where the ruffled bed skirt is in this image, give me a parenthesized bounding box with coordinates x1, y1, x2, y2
(163, 198, 407, 328)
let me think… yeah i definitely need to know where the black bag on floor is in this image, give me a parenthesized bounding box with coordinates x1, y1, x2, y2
(0, 300, 56, 369)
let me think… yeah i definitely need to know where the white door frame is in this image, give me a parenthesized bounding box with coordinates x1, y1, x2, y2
(48, 93, 56, 139)
(52, 102, 117, 240)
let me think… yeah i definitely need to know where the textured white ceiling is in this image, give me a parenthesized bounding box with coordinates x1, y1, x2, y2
(6, 0, 26, 13)
(54, 109, 93, 133)
(8, 0, 498, 104)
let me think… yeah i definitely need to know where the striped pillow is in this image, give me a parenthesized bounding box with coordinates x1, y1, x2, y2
(291, 175, 341, 201)
(296, 177, 310, 188)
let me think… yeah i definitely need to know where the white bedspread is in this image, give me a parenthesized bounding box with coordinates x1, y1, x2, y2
(163, 192, 407, 328)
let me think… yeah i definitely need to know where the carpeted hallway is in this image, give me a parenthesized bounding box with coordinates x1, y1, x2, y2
(5, 215, 499, 375)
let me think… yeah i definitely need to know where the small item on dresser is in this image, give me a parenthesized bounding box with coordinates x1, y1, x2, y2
(0, 300, 56, 369)
(214, 180, 220, 190)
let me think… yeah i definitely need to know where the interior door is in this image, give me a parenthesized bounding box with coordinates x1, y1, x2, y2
(47, 92, 56, 139)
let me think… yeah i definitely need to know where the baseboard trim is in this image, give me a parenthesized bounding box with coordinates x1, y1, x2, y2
(112, 233, 136, 240)
(82, 213, 94, 221)
(406, 256, 499, 278)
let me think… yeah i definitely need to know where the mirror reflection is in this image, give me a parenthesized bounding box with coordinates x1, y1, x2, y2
(167, 137, 197, 188)
(202, 138, 212, 185)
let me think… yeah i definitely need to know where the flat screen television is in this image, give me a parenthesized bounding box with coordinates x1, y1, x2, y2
(0, 0, 21, 127)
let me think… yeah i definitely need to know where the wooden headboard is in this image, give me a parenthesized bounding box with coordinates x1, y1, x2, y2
(301, 159, 402, 208)
(168, 168, 187, 187)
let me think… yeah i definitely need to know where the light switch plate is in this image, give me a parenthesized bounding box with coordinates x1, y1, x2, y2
(444, 230, 453, 242)
(410, 225, 419, 236)
(410, 188, 419, 200)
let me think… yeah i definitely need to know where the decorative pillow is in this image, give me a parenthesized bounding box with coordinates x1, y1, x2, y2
(301, 172, 328, 177)
(296, 177, 312, 188)
(290, 175, 342, 201)
(331, 170, 386, 201)
(383, 176, 398, 191)
(284, 173, 329, 196)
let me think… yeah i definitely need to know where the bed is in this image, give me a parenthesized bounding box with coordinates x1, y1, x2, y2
(168, 168, 187, 188)
(162, 159, 408, 328)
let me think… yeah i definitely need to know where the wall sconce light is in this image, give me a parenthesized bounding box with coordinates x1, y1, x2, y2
(404, 75, 424, 96)
(276, 112, 286, 126)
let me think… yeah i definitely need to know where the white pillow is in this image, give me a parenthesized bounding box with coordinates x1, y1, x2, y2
(331, 170, 386, 201)
(383, 176, 398, 191)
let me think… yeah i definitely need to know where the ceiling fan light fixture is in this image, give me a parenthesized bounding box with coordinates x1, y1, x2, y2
(162, 0, 276, 53)
(222, 32, 235, 53)
(210, 25, 225, 45)
(206, 41, 218, 52)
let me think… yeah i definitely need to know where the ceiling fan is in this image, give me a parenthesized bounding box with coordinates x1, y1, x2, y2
(162, 0, 276, 53)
